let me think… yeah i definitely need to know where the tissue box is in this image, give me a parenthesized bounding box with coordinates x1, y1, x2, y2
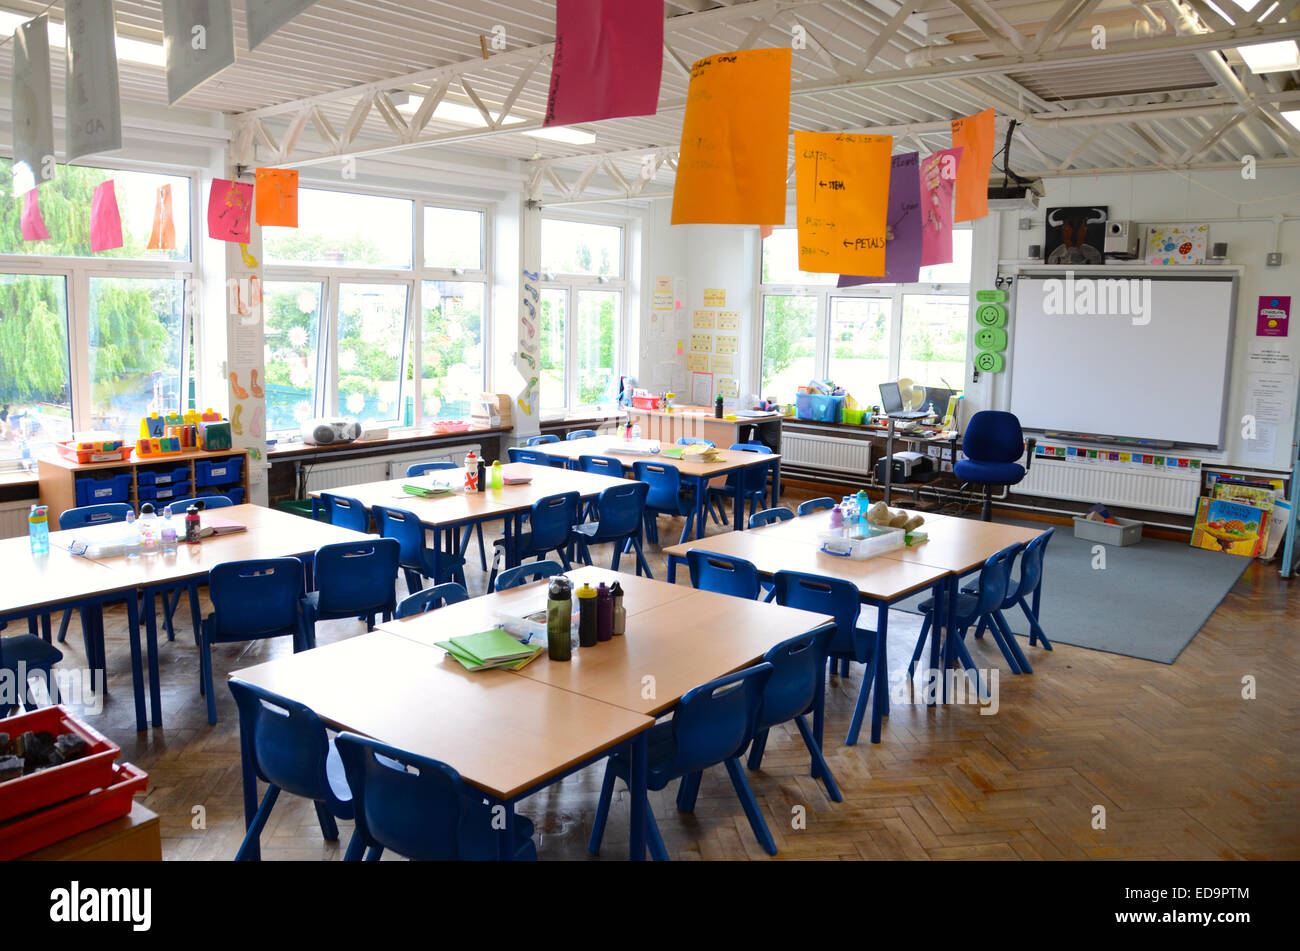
(199, 421, 232, 451)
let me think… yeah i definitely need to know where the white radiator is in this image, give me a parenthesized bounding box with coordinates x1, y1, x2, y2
(1018, 457, 1201, 515)
(0, 500, 30, 540)
(302, 444, 480, 494)
(781, 432, 872, 476)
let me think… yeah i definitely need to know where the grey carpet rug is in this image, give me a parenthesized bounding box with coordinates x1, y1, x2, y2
(894, 519, 1251, 664)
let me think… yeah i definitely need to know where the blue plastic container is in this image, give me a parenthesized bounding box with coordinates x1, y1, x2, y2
(138, 481, 193, 503)
(74, 472, 133, 507)
(195, 456, 244, 488)
(137, 465, 191, 487)
(795, 393, 846, 423)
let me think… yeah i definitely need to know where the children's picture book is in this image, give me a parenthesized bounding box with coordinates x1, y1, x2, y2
(1262, 500, 1292, 561)
(1212, 480, 1280, 548)
(1190, 497, 1268, 557)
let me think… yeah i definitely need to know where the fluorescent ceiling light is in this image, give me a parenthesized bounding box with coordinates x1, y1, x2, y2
(0, 10, 165, 66)
(1282, 110, 1300, 133)
(1235, 40, 1300, 73)
(396, 94, 596, 146)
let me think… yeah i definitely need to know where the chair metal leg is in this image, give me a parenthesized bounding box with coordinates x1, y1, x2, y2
(676, 771, 703, 812)
(794, 715, 841, 803)
(980, 612, 1023, 674)
(981, 484, 993, 521)
(646, 807, 670, 862)
(1020, 595, 1052, 650)
(187, 584, 203, 646)
(845, 658, 875, 747)
(343, 829, 368, 861)
(993, 609, 1032, 673)
(908, 614, 932, 678)
(724, 757, 777, 856)
(235, 784, 281, 861)
(746, 729, 770, 771)
(313, 801, 340, 841)
(587, 760, 618, 855)
(56, 609, 71, 644)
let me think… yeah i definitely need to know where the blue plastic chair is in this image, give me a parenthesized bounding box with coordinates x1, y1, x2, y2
(798, 497, 836, 516)
(749, 507, 794, 528)
(154, 497, 233, 641)
(495, 561, 565, 592)
(570, 481, 652, 577)
(165, 494, 234, 513)
(770, 570, 879, 748)
(676, 437, 715, 448)
(707, 443, 773, 526)
(749, 628, 842, 802)
(320, 493, 369, 533)
(634, 460, 699, 547)
(489, 492, 578, 591)
(954, 411, 1035, 521)
(909, 543, 1024, 690)
(687, 550, 761, 600)
(963, 528, 1054, 664)
(301, 539, 400, 643)
(55, 504, 134, 647)
(372, 504, 467, 594)
(566, 429, 597, 441)
(577, 454, 626, 518)
(525, 434, 560, 446)
(405, 461, 489, 571)
(589, 663, 777, 860)
(507, 446, 564, 468)
(335, 732, 536, 861)
(201, 559, 308, 725)
(228, 680, 355, 861)
(0, 624, 64, 717)
(395, 582, 469, 618)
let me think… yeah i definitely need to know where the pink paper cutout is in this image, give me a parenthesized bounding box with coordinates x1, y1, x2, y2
(21, 189, 51, 241)
(90, 180, 125, 253)
(544, 0, 663, 126)
(919, 147, 963, 267)
(207, 178, 254, 243)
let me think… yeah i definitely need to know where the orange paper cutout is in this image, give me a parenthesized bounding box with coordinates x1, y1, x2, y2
(951, 108, 995, 223)
(148, 184, 176, 250)
(255, 168, 299, 228)
(794, 131, 893, 275)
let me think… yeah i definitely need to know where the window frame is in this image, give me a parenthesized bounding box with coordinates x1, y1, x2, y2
(754, 226, 973, 399)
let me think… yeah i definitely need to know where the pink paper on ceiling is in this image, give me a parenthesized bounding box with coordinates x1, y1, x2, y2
(21, 189, 50, 241)
(208, 178, 253, 243)
(544, 0, 663, 126)
(90, 180, 124, 253)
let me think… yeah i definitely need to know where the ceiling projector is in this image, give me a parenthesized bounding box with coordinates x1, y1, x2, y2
(302, 418, 362, 446)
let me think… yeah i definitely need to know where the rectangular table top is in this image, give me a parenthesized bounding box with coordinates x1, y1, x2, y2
(230, 632, 652, 801)
(526, 436, 778, 479)
(0, 539, 138, 615)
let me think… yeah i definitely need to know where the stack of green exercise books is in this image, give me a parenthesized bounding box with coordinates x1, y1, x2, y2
(435, 628, 543, 672)
(402, 482, 455, 498)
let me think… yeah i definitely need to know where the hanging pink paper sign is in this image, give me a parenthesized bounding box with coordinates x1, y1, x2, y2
(208, 178, 254, 243)
(90, 180, 125, 252)
(21, 189, 51, 241)
(919, 147, 963, 267)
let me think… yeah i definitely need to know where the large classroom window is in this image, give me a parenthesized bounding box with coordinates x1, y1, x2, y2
(539, 215, 626, 415)
(757, 229, 973, 403)
(262, 189, 488, 432)
(0, 160, 196, 465)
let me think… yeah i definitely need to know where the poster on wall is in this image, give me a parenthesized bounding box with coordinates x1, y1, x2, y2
(1146, 224, 1208, 265)
(691, 372, 714, 406)
(1256, 296, 1291, 338)
(1043, 207, 1108, 265)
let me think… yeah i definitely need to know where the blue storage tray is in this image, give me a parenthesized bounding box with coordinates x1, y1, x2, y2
(74, 472, 132, 507)
(795, 393, 846, 423)
(195, 456, 244, 488)
(138, 481, 192, 503)
(137, 465, 191, 487)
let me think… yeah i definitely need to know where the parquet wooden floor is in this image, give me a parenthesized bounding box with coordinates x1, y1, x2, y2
(34, 490, 1300, 861)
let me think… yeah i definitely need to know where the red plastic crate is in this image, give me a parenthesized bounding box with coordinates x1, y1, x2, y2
(0, 762, 147, 860)
(631, 395, 662, 410)
(55, 442, 133, 465)
(0, 706, 120, 823)
(432, 420, 471, 434)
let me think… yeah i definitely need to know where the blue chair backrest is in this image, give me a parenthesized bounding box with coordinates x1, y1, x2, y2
(1014, 528, 1053, 599)
(578, 454, 624, 477)
(527, 492, 581, 551)
(749, 507, 794, 528)
(313, 539, 400, 615)
(687, 550, 761, 600)
(508, 447, 555, 466)
(526, 434, 560, 446)
(633, 461, 682, 511)
(972, 544, 1023, 617)
(406, 461, 459, 477)
(798, 497, 836, 516)
(772, 570, 863, 660)
(371, 506, 427, 569)
(335, 732, 473, 861)
(208, 558, 305, 640)
(677, 437, 715, 447)
(396, 583, 468, 619)
(665, 664, 773, 777)
(166, 495, 234, 513)
(59, 503, 132, 530)
(758, 628, 833, 729)
(322, 493, 369, 533)
(228, 680, 347, 809)
(730, 442, 773, 454)
(566, 429, 597, 440)
(962, 411, 1025, 464)
(495, 561, 564, 591)
(593, 481, 648, 537)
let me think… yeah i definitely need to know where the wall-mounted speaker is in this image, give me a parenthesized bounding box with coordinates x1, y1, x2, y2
(1028, 244, 1041, 259)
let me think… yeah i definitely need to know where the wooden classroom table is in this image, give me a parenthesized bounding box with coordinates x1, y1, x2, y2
(525, 436, 782, 539)
(48, 504, 369, 730)
(230, 631, 655, 860)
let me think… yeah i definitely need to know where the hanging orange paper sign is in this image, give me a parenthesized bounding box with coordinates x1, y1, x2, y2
(255, 168, 299, 227)
(951, 108, 995, 222)
(794, 131, 893, 275)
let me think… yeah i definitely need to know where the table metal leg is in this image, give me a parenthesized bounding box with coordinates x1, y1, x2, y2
(771, 457, 781, 508)
(873, 602, 888, 743)
(237, 706, 261, 861)
(143, 587, 163, 728)
(124, 594, 147, 732)
(927, 579, 944, 707)
(628, 732, 648, 861)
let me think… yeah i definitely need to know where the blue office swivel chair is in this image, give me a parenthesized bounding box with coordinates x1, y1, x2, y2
(954, 411, 1037, 521)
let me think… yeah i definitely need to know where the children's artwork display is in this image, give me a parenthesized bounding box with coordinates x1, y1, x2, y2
(1146, 224, 1208, 265)
(1044, 207, 1108, 265)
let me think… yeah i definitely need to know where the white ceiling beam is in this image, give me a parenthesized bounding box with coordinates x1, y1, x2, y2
(1038, 0, 1107, 54)
(845, 3, 914, 75)
(948, 0, 1023, 56)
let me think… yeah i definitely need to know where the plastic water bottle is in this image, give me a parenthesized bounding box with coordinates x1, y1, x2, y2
(138, 503, 160, 555)
(631, 423, 642, 441)
(28, 505, 49, 555)
(161, 505, 178, 554)
(124, 510, 140, 559)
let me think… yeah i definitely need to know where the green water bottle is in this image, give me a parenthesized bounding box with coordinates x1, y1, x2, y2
(546, 576, 573, 661)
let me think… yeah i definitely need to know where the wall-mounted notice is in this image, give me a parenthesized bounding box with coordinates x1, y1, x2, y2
(672, 48, 791, 226)
(714, 335, 739, 356)
(711, 354, 735, 375)
(545, 0, 662, 126)
(691, 372, 714, 406)
(794, 130, 892, 275)
(11, 16, 54, 195)
(715, 311, 740, 331)
(245, 0, 319, 51)
(655, 276, 673, 293)
(1242, 373, 1293, 465)
(951, 108, 995, 223)
(690, 334, 713, 352)
(65, 0, 122, 162)
(653, 291, 675, 310)
(704, 288, 726, 307)
(919, 147, 962, 267)
(839, 151, 923, 285)
(162, 0, 237, 105)
(693, 310, 716, 330)
(718, 378, 739, 399)
(1256, 295, 1290, 338)
(687, 353, 709, 372)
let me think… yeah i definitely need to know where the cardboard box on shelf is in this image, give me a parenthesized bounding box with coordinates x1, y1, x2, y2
(473, 393, 513, 428)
